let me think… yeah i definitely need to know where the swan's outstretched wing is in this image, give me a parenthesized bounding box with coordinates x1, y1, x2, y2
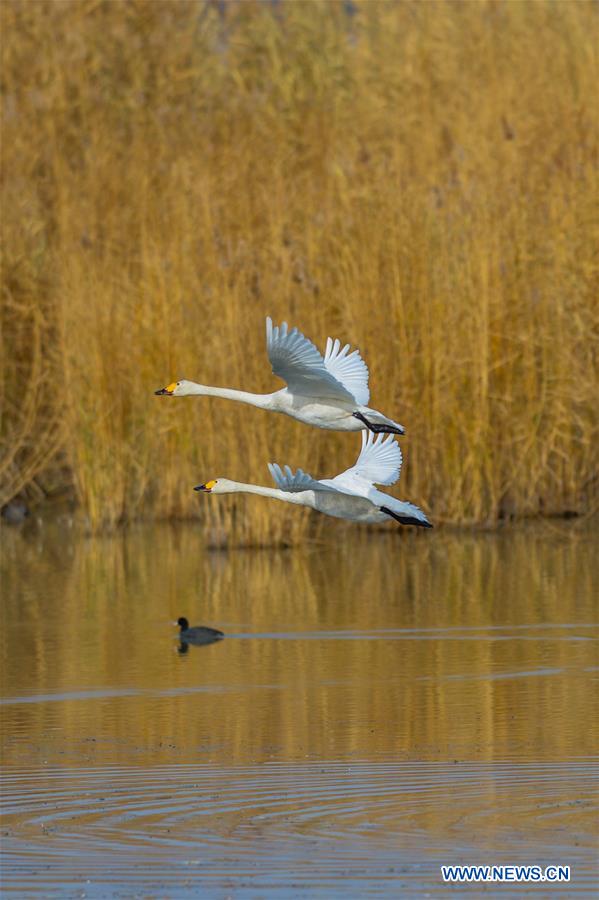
(331, 432, 402, 491)
(269, 434, 401, 501)
(268, 463, 335, 493)
(351, 432, 402, 486)
(323, 338, 370, 405)
(266, 318, 365, 404)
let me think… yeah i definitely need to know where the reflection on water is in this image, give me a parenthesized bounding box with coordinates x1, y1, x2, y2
(1, 520, 598, 895)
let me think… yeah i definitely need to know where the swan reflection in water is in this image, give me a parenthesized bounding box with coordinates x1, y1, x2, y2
(175, 617, 224, 654)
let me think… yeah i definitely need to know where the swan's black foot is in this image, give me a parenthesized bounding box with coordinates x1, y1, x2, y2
(352, 412, 405, 436)
(380, 505, 433, 528)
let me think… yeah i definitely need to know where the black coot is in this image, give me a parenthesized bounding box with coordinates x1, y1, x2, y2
(176, 616, 224, 645)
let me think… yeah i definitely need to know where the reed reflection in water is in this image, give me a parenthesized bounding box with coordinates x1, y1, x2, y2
(1, 521, 597, 895)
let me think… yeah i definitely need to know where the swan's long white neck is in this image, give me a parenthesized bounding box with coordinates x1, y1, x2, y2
(220, 482, 305, 505)
(183, 383, 275, 409)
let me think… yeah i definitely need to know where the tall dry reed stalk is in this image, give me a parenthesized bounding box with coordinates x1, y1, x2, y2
(1, 0, 597, 542)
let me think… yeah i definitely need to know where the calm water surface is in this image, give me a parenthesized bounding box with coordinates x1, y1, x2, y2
(1, 520, 598, 896)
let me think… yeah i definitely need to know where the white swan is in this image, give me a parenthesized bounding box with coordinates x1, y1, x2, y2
(194, 432, 432, 528)
(156, 317, 405, 435)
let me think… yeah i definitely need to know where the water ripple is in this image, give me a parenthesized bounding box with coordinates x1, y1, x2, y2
(1, 761, 597, 896)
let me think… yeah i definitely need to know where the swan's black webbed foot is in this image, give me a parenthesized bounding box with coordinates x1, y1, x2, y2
(380, 505, 433, 528)
(352, 412, 405, 436)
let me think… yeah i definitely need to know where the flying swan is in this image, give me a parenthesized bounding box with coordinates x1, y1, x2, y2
(156, 317, 405, 435)
(194, 432, 432, 528)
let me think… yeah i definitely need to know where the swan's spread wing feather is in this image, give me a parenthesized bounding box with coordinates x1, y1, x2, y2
(268, 463, 336, 494)
(334, 432, 402, 488)
(324, 338, 370, 406)
(266, 317, 356, 402)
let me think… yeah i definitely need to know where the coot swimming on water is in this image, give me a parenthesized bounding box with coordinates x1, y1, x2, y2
(175, 617, 224, 645)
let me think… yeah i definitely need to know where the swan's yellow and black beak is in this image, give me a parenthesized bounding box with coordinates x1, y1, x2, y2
(194, 480, 217, 493)
(155, 382, 177, 396)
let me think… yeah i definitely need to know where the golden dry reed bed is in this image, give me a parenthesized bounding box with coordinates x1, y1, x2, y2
(1, 0, 597, 543)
